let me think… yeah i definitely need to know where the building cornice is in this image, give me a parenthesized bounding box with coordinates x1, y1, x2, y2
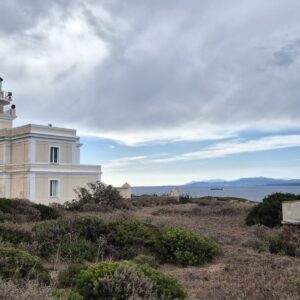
(0, 163, 101, 174)
(11, 123, 77, 134)
(0, 132, 80, 143)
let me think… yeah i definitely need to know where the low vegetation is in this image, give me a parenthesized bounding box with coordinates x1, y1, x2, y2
(130, 194, 179, 207)
(132, 254, 160, 269)
(0, 247, 50, 284)
(2, 192, 300, 299)
(72, 261, 186, 300)
(245, 193, 300, 227)
(160, 227, 219, 266)
(32, 216, 107, 259)
(0, 223, 31, 245)
(30, 215, 218, 267)
(65, 181, 130, 211)
(0, 195, 222, 298)
(0, 198, 60, 223)
(251, 228, 297, 256)
(0, 280, 56, 300)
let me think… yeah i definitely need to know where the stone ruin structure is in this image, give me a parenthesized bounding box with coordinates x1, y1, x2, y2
(169, 187, 181, 201)
(116, 183, 131, 199)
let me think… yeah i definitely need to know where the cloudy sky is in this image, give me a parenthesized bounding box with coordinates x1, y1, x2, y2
(1, 0, 300, 185)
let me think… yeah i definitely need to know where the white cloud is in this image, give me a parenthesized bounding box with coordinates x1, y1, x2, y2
(1, 0, 300, 145)
(105, 134, 300, 170)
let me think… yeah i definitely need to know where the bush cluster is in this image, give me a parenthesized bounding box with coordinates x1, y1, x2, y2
(130, 195, 179, 208)
(65, 181, 130, 212)
(32, 216, 219, 266)
(32, 203, 60, 220)
(132, 254, 159, 269)
(263, 233, 296, 256)
(0, 194, 224, 299)
(245, 193, 300, 227)
(106, 220, 162, 258)
(32, 216, 107, 260)
(60, 240, 97, 263)
(179, 194, 192, 204)
(61, 261, 186, 300)
(160, 228, 219, 266)
(0, 247, 50, 284)
(0, 205, 220, 299)
(0, 198, 60, 223)
(58, 264, 88, 288)
(0, 224, 31, 245)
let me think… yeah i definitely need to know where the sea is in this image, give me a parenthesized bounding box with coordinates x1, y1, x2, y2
(132, 185, 300, 202)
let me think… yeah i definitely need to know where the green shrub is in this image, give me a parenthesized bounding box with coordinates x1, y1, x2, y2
(73, 217, 107, 243)
(0, 198, 15, 213)
(75, 261, 186, 300)
(91, 263, 156, 300)
(60, 240, 97, 262)
(263, 234, 296, 256)
(0, 224, 31, 245)
(130, 195, 179, 208)
(0, 198, 40, 223)
(75, 261, 122, 298)
(65, 181, 129, 211)
(32, 219, 71, 257)
(32, 204, 60, 220)
(107, 220, 162, 258)
(139, 263, 187, 300)
(0, 212, 9, 223)
(179, 194, 192, 204)
(52, 289, 84, 300)
(33, 217, 219, 266)
(0, 198, 60, 223)
(32, 216, 107, 258)
(160, 228, 219, 266)
(132, 254, 159, 269)
(58, 264, 88, 288)
(0, 247, 50, 284)
(245, 193, 300, 227)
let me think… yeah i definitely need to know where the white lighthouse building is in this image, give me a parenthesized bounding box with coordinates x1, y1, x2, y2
(0, 78, 101, 204)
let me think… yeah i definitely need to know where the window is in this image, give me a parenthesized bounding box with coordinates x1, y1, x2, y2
(50, 147, 59, 163)
(49, 180, 59, 197)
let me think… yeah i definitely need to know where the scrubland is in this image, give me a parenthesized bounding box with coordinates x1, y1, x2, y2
(93, 198, 300, 299)
(1, 190, 300, 299)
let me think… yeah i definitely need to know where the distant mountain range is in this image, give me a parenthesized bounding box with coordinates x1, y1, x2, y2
(183, 177, 300, 187)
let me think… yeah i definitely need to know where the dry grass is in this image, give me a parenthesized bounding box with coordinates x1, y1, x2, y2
(0, 279, 56, 300)
(97, 199, 300, 300)
(130, 195, 179, 207)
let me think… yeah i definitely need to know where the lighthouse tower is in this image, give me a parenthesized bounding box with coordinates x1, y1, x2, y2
(0, 77, 16, 129)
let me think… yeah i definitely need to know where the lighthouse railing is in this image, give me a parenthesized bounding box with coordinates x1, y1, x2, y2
(0, 91, 12, 102)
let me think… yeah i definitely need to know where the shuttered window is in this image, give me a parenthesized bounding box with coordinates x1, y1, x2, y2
(49, 180, 59, 197)
(50, 147, 59, 163)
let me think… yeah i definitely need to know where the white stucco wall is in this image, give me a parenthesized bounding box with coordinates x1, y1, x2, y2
(35, 173, 100, 205)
